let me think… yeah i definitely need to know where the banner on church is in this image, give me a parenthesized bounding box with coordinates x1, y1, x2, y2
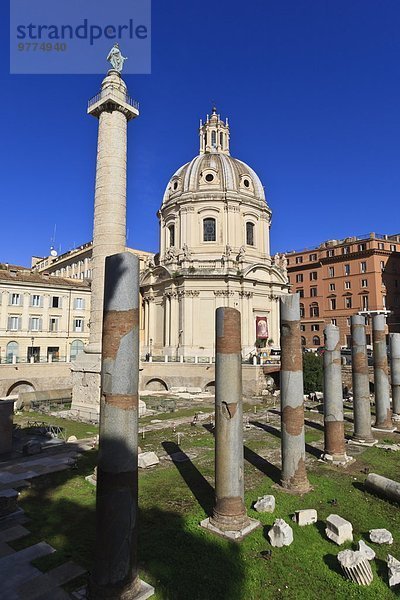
(10, 0, 151, 74)
(256, 316, 268, 340)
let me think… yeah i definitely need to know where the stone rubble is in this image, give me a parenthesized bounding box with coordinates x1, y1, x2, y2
(358, 539, 376, 561)
(268, 518, 293, 547)
(325, 514, 353, 545)
(387, 554, 400, 588)
(294, 509, 317, 526)
(369, 528, 393, 545)
(253, 495, 275, 513)
(337, 549, 373, 586)
(138, 451, 160, 469)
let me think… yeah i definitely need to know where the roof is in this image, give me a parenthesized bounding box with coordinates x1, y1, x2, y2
(0, 268, 90, 290)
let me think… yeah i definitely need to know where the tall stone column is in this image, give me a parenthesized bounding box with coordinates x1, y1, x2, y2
(372, 314, 393, 430)
(90, 253, 153, 600)
(71, 70, 139, 420)
(351, 315, 376, 444)
(322, 325, 349, 463)
(280, 294, 311, 493)
(390, 333, 400, 420)
(200, 307, 259, 540)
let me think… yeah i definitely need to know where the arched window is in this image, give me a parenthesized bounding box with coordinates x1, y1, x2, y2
(6, 341, 19, 363)
(70, 340, 84, 361)
(204, 133, 207, 148)
(301, 336, 306, 346)
(211, 131, 217, 147)
(300, 303, 305, 318)
(246, 222, 255, 246)
(310, 302, 319, 318)
(203, 218, 216, 242)
(168, 224, 175, 247)
(220, 132, 223, 147)
(312, 335, 320, 346)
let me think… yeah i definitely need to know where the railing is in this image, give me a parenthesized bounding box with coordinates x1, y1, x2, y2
(88, 88, 139, 111)
(0, 356, 72, 365)
(141, 355, 279, 366)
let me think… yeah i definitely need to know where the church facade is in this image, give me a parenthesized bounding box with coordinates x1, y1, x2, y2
(140, 108, 289, 358)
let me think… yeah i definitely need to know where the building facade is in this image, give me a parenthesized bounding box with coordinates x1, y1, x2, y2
(286, 233, 400, 348)
(0, 265, 90, 364)
(140, 108, 289, 358)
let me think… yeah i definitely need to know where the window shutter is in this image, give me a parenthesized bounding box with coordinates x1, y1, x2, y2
(73, 298, 77, 310)
(39, 296, 43, 308)
(59, 297, 62, 309)
(39, 318, 42, 331)
(7, 316, 12, 330)
(29, 317, 32, 330)
(8, 293, 12, 305)
(82, 299, 85, 310)
(18, 317, 21, 331)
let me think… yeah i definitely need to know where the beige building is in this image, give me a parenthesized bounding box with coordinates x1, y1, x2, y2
(140, 108, 289, 358)
(0, 264, 90, 365)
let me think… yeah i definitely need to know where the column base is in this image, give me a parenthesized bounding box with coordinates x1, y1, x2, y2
(372, 426, 397, 433)
(320, 452, 354, 466)
(88, 578, 154, 600)
(348, 437, 378, 447)
(199, 516, 260, 541)
(392, 413, 400, 422)
(277, 480, 313, 495)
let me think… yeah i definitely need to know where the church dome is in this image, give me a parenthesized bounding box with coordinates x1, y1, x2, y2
(162, 108, 266, 206)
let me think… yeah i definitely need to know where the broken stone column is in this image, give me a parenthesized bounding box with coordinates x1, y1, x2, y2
(201, 307, 259, 540)
(372, 314, 393, 430)
(389, 333, 400, 420)
(279, 294, 311, 493)
(90, 253, 154, 600)
(351, 315, 376, 444)
(337, 550, 373, 585)
(322, 324, 349, 463)
(365, 472, 400, 504)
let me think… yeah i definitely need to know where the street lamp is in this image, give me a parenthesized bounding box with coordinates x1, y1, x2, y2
(149, 338, 153, 357)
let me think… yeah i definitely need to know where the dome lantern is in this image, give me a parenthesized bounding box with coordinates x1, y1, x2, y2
(199, 106, 230, 155)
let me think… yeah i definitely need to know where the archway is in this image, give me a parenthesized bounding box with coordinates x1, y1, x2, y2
(70, 340, 84, 361)
(204, 381, 215, 394)
(145, 378, 168, 391)
(7, 381, 35, 396)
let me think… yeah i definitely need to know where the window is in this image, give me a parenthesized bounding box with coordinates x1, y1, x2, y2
(31, 294, 41, 307)
(310, 287, 317, 297)
(8, 316, 21, 331)
(49, 317, 59, 332)
(168, 225, 175, 247)
(358, 243, 366, 251)
(10, 293, 21, 306)
(344, 281, 351, 289)
(383, 295, 386, 308)
(330, 298, 337, 310)
(309, 253, 317, 261)
(74, 297, 85, 310)
(296, 256, 303, 264)
(311, 324, 320, 331)
(27, 347, 40, 363)
(220, 132, 223, 147)
(310, 303, 319, 317)
(300, 324, 306, 331)
(346, 334, 352, 347)
(328, 267, 335, 277)
(327, 249, 334, 257)
(378, 242, 384, 250)
(342, 246, 349, 255)
(296, 274, 303, 283)
(243, 178, 250, 188)
(310, 272, 317, 281)
(346, 318, 351, 327)
(73, 318, 84, 333)
(300, 303, 305, 318)
(47, 347, 59, 361)
(70, 340, 84, 361)
(29, 317, 42, 331)
(331, 319, 337, 326)
(203, 218, 216, 242)
(329, 283, 336, 291)
(211, 130, 216, 147)
(297, 289, 304, 298)
(362, 295, 369, 310)
(360, 261, 367, 273)
(6, 341, 19, 363)
(380, 261, 385, 271)
(51, 296, 61, 308)
(246, 222, 255, 246)
(344, 264, 350, 275)
(301, 336, 306, 346)
(345, 297, 352, 309)
(390, 244, 396, 251)
(312, 335, 321, 346)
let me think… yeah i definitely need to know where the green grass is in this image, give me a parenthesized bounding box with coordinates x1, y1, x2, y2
(11, 422, 400, 599)
(14, 411, 98, 440)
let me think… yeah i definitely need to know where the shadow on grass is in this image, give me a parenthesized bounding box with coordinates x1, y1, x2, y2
(323, 553, 342, 576)
(162, 441, 214, 515)
(250, 420, 321, 459)
(16, 445, 245, 600)
(243, 445, 281, 484)
(304, 419, 324, 432)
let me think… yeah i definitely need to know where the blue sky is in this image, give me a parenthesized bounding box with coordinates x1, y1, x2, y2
(1, 0, 400, 266)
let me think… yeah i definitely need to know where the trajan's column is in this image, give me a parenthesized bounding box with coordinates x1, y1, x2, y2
(71, 45, 139, 419)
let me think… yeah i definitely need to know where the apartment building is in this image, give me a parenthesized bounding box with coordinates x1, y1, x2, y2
(0, 265, 90, 364)
(286, 233, 400, 348)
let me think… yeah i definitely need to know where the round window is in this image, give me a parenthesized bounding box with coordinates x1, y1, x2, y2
(243, 179, 250, 188)
(173, 181, 178, 190)
(205, 173, 214, 182)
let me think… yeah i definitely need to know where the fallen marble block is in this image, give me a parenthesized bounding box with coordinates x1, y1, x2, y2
(358, 539, 375, 560)
(387, 554, 400, 587)
(138, 451, 160, 469)
(369, 528, 393, 545)
(254, 495, 275, 513)
(365, 473, 400, 503)
(139, 399, 147, 417)
(268, 518, 293, 547)
(325, 514, 353, 545)
(338, 549, 373, 586)
(294, 509, 317, 526)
